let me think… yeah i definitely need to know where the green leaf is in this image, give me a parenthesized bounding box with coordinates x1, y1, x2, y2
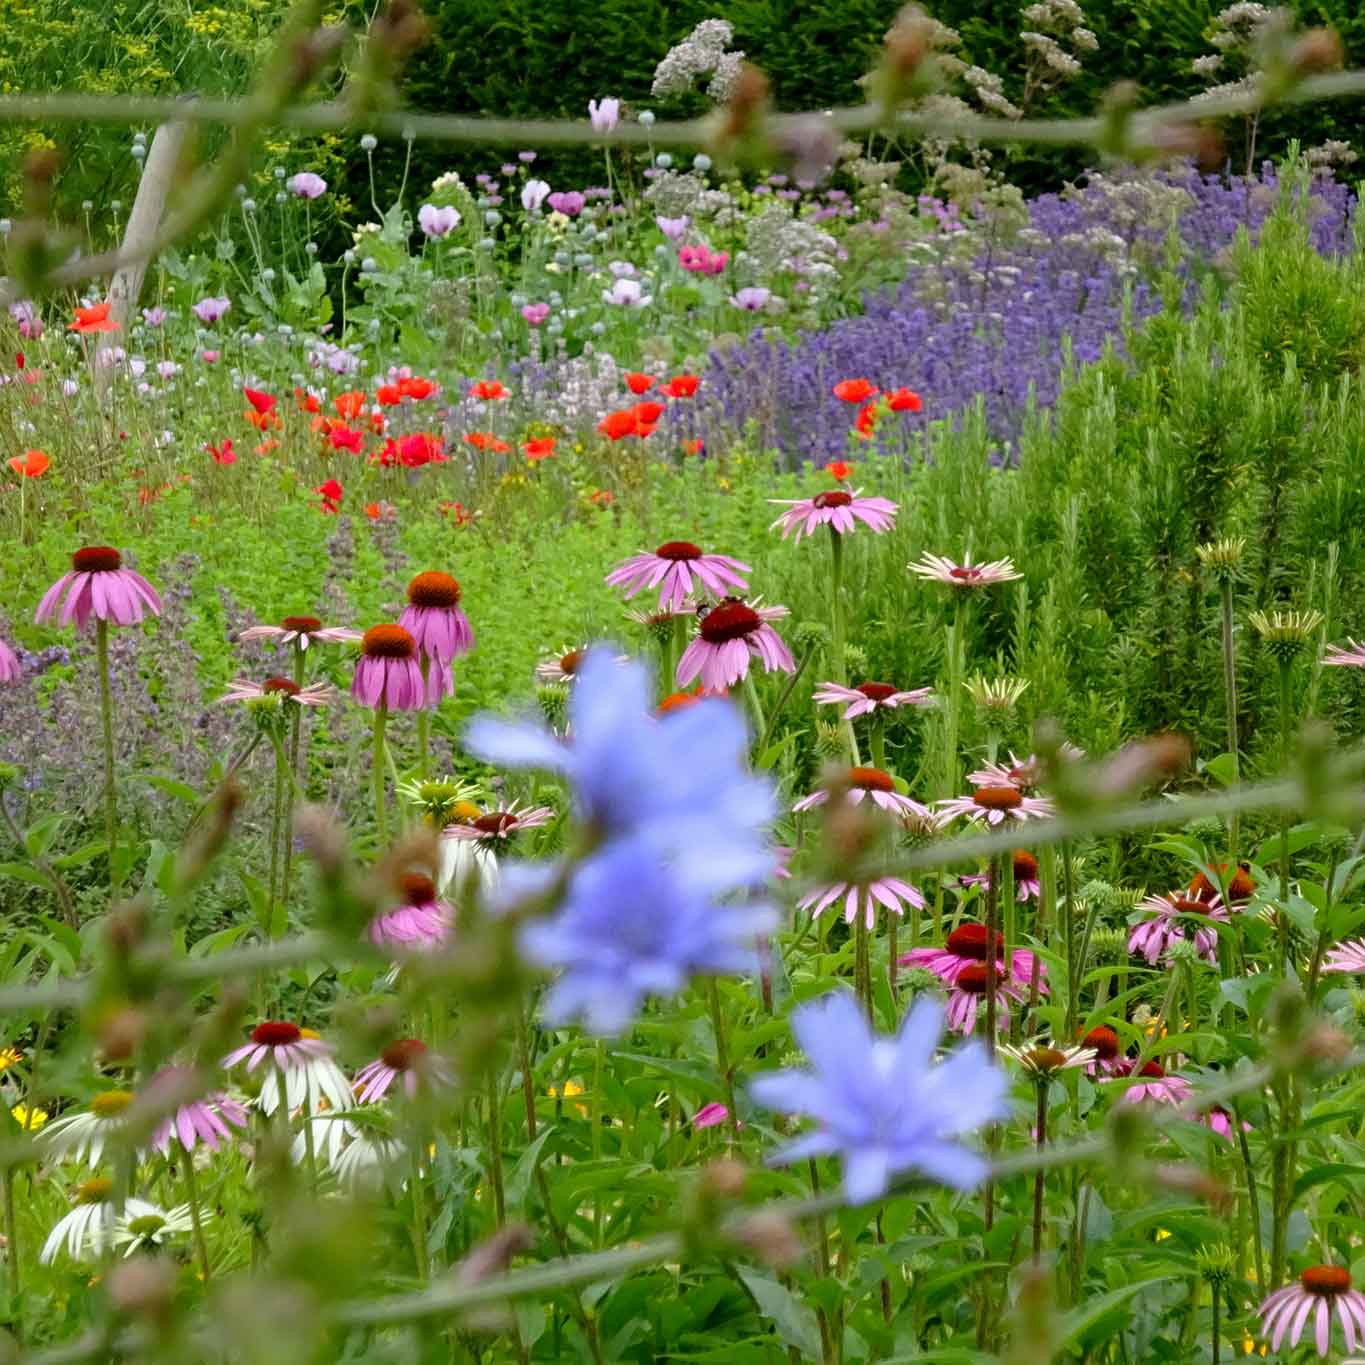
(140, 774, 202, 807)
(0, 862, 52, 889)
(504, 1127, 553, 1212)
(1292, 1162, 1365, 1201)
(736, 1269, 822, 1358)
(1057, 1277, 1176, 1346)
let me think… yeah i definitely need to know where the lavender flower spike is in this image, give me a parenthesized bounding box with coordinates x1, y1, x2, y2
(750, 992, 1007, 1203)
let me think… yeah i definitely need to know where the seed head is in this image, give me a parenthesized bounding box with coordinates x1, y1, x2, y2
(1195, 535, 1246, 583)
(1194, 1242, 1237, 1289)
(1248, 608, 1324, 663)
(964, 675, 1029, 715)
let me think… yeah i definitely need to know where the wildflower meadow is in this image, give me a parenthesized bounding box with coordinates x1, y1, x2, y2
(6, 2, 1365, 1361)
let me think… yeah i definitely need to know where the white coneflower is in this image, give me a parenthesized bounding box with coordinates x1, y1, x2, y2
(333, 1128, 407, 1193)
(111, 1202, 196, 1257)
(998, 1041, 1096, 1078)
(40, 1089, 135, 1167)
(40, 1179, 160, 1264)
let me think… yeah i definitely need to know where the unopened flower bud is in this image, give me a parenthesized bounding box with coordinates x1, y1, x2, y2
(701, 1158, 748, 1199)
(735, 1209, 804, 1269)
(454, 1223, 535, 1285)
(1302, 1022, 1351, 1066)
(106, 1255, 178, 1324)
(1290, 28, 1343, 74)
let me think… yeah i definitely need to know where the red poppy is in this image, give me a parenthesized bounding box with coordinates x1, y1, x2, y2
(680, 439, 705, 456)
(624, 371, 654, 395)
(661, 373, 699, 399)
(243, 387, 277, 416)
(854, 401, 880, 439)
(294, 387, 322, 414)
(365, 501, 397, 521)
(315, 479, 344, 513)
(328, 425, 365, 453)
(334, 390, 367, 420)
(631, 400, 666, 426)
(597, 409, 639, 441)
(375, 383, 403, 406)
(439, 500, 474, 526)
(399, 376, 437, 400)
(589, 488, 614, 507)
(368, 409, 387, 435)
(254, 438, 279, 456)
(205, 440, 236, 466)
(8, 448, 48, 478)
(523, 437, 556, 461)
(14, 353, 23, 371)
(827, 460, 852, 482)
(470, 380, 510, 401)
(69, 302, 120, 335)
(833, 378, 878, 403)
(886, 387, 923, 413)
(464, 431, 510, 453)
(398, 433, 446, 467)
(244, 407, 280, 432)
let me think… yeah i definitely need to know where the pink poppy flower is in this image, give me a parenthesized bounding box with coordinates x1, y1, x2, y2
(677, 598, 794, 693)
(35, 547, 162, 630)
(811, 680, 933, 718)
(769, 488, 898, 539)
(1128, 892, 1227, 966)
(605, 541, 751, 612)
(794, 766, 933, 821)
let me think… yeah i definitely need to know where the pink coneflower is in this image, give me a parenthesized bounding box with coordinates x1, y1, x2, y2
(535, 646, 590, 683)
(1111, 1059, 1191, 1105)
(943, 962, 1030, 1035)
(217, 677, 336, 706)
(367, 873, 452, 952)
(1128, 892, 1228, 966)
(353, 1039, 452, 1104)
(352, 625, 441, 710)
(1324, 639, 1365, 667)
(1258, 1266, 1365, 1356)
(959, 849, 1042, 902)
(966, 746, 1083, 791)
(1322, 937, 1365, 974)
(238, 615, 362, 651)
(442, 803, 555, 848)
(797, 874, 926, 929)
(0, 638, 18, 682)
(1201, 1105, 1251, 1142)
(222, 1022, 353, 1116)
(936, 785, 1056, 826)
(812, 680, 933, 719)
(908, 552, 1023, 588)
(793, 766, 934, 821)
(144, 1067, 249, 1156)
(34, 547, 162, 629)
(605, 541, 751, 612)
(399, 571, 474, 665)
(899, 921, 1045, 992)
(1081, 1026, 1123, 1076)
(677, 598, 794, 692)
(768, 488, 897, 539)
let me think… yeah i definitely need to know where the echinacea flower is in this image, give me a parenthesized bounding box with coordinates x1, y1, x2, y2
(111, 1202, 196, 1257)
(1111, 1059, 1191, 1105)
(68, 302, 119, 334)
(1187, 863, 1255, 905)
(400, 571, 475, 665)
(535, 645, 591, 684)
(812, 680, 933, 719)
(1081, 1026, 1123, 1075)
(40, 1180, 160, 1265)
(40, 1090, 135, 1167)
(222, 1021, 353, 1116)
(1321, 937, 1365, 975)
(794, 766, 934, 821)
(936, 785, 1055, 826)
(750, 992, 1008, 1202)
(1128, 892, 1228, 966)
(143, 1066, 249, 1156)
(942, 962, 1032, 1035)
(965, 747, 1083, 792)
(959, 850, 1042, 902)
(353, 1039, 452, 1104)
(606, 541, 751, 612)
(368, 872, 453, 952)
(1201, 1105, 1251, 1142)
(218, 677, 336, 707)
(678, 598, 794, 693)
(0, 638, 19, 683)
(998, 1040, 1095, 1078)
(1257, 1266, 1365, 1356)
(1324, 639, 1365, 667)
(899, 922, 1045, 993)
(238, 615, 362, 651)
(908, 553, 1023, 588)
(797, 874, 926, 929)
(353, 624, 442, 711)
(769, 488, 898, 539)
(442, 803, 555, 848)
(35, 547, 162, 629)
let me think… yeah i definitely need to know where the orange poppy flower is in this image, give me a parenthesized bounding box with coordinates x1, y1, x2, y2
(597, 409, 639, 441)
(524, 437, 556, 461)
(624, 371, 654, 395)
(294, 387, 322, 414)
(886, 387, 923, 413)
(375, 384, 403, 406)
(661, 374, 699, 399)
(68, 302, 120, 334)
(8, 448, 49, 478)
(399, 376, 437, 400)
(244, 407, 281, 432)
(589, 488, 614, 507)
(827, 460, 852, 481)
(854, 401, 880, 439)
(680, 439, 705, 456)
(470, 380, 509, 401)
(833, 378, 878, 403)
(334, 390, 367, 420)
(464, 431, 510, 453)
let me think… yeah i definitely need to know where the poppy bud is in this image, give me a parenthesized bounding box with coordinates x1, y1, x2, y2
(1289, 28, 1343, 74)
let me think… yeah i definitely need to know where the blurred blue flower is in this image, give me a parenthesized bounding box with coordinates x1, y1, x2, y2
(750, 992, 1008, 1203)
(522, 838, 775, 1035)
(465, 648, 774, 884)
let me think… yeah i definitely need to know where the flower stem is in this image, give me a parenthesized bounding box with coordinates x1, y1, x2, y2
(869, 712, 887, 774)
(827, 526, 858, 764)
(1219, 579, 1241, 861)
(1032, 1080, 1047, 1263)
(1061, 840, 1078, 1039)
(854, 913, 872, 1022)
(280, 648, 306, 907)
(372, 701, 390, 847)
(183, 1149, 211, 1282)
(1211, 1283, 1221, 1365)
(1235, 1103, 1267, 1297)
(417, 656, 431, 779)
(96, 618, 119, 897)
(267, 735, 288, 931)
(3, 1167, 19, 1311)
(940, 603, 968, 798)
(487, 1068, 506, 1227)
(1276, 659, 1294, 974)
(516, 1008, 538, 1143)
(707, 977, 740, 1132)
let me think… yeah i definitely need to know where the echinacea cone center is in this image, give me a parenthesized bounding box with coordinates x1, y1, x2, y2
(381, 1038, 428, 1071)
(559, 649, 584, 675)
(848, 766, 895, 793)
(946, 923, 1003, 960)
(90, 1089, 133, 1118)
(400, 873, 437, 905)
(856, 682, 897, 702)
(1013, 851, 1039, 880)
(812, 490, 852, 509)
(263, 677, 301, 696)
(949, 565, 983, 581)
(76, 1177, 114, 1205)
(655, 540, 701, 561)
(252, 1021, 302, 1047)
(1301, 1265, 1352, 1296)
(474, 812, 519, 835)
(1083, 1026, 1119, 1060)
(1025, 1047, 1067, 1073)
(72, 546, 122, 573)
(407, 571, 461, 607)
(362, 624, 416, 660)
(281, 615, 322, 633)
(973, 786, 1023, 811)
(957, 963, 994, 994)
(126, 1213, 166, 1238)
(1171, 896, 1211, 916)
(699, 600, 760, 644)
(1136, 1060, 1165, 1079)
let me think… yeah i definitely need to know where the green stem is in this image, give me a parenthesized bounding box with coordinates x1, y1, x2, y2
(854, 913, 871, 1021)
(516, 1008, 538, 1143)
(1061, 841, 1078, 1039)
(96, 618, 119, 897)
(940, 602, 968, 798)
(372, 701, 390, 847)
(1219, 579, 1240, 861)
(267, 736, 287, 929)
(1032, 1080, 1047, 1263)
(1211, 1283, 1221, 1365)
(869, 712, 887, 774)
(183, 1149, 211, 1282)
(757, 640, 814, 753)
(828, 527, 857, 764)
(1236, 1104, 1267, 1295)
(1277, 659, 1294, 974)
(3, 1167, 18, 1313)
(417, 656, 431, 779)
(280, 646, 306, 907)
(487, 1069, 506, 1227)
(412, 1136, 430, 1280)
(707, 978, 740, 1131)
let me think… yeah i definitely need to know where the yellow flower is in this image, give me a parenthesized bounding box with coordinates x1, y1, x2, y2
(548, 1080, 588, 1116)
(1241, 1335, 1267, 1356)
(11, 1103, 48, 1131)
(0, 1047, 21, 1071)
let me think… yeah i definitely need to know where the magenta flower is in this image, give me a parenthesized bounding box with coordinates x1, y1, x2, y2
(1258, 1267, 1365, 1356)
(693, 1102, 731, 1129)
(218, 678, 335, 706)
(958, 849, 1042, 902)
(547, 191, 585, 216)
(352, 625, 440, 711)
(899, 922, 1044, 993)
(942, 962, 1030, 1035)
(677, 598, 793, 692)
(1111, 1060, 1191, 1106)
(798, 875, 926, 930)
(0, 638, 19, 682)
(399, 571, 474, 665)
(287, 172, 327, 199)
(908, 553, 1022, 588)
(144, 1067, 249, 1156)
(191, 296, 231, 324)
(966, 747, 1083, 791)
(35, 547, 162, 630)
(1128, 892, 1227, 966)
(794, 766, 933, 821)
(1080, 1027, 1123, 1076)
(812, 680, 933, 719)
(1321, 937, 1365, 974)
(936, 785, 1055, 826)
(238, 615, 362, 651)
(521, 303, 551, 326)
(770, 488, 898, 539)
(1201, 1105, 1250, 1142)
(367, 873, 452, 952)
(353, 1039, 451, 1104)
(222, 1021, 329, 1074)
(606, 541, 751, 612)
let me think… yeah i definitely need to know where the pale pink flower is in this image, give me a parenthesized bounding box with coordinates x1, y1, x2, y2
(353, 1039, 452, 1104)
(144, 1067, 249, 1156)
(35, 547, 162, 630)
(238, 615, 362, 651)
(770, 488, 897, 539)
(1128, 892, 1227, 966)
(677, 599, 793, 693)
(1321, 937, 1365, 974)
(965, 746, 1083, 791)
(442, 803, 555, 846)
(935, 785, 1056, 826)
(692, 1102, 731, 1129)
(0, 638, 19, 682)
(1323, 639, 1365, 668)
(908, 553, 1022, 588)
(1111, 1060, 1191, 1105)
(899, 922, 1044, 992)
(217, 678, 335, 706)
(793, 766, 933, 821)
(812, 680, 933, 718)
(367, 873, 452, 952)
(1258, 1267, 1365, 1356)
(605, 541, 751, 612)
(1201, 1105, 1251, 1142)
(797, 875, 926, 930)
